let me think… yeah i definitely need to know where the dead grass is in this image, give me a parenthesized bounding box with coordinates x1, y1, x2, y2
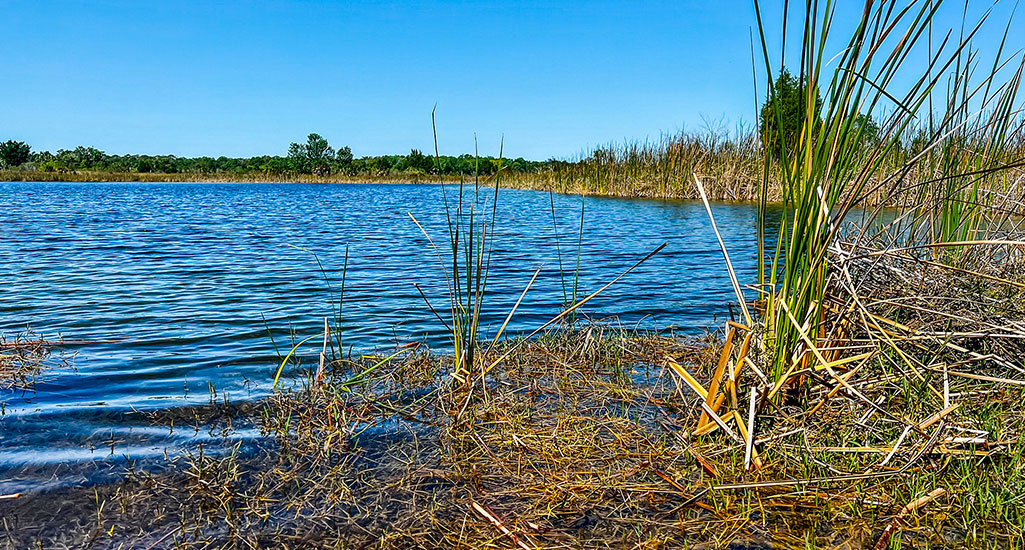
(3, 309, 1022, 549)
(0, 331, 59, 390)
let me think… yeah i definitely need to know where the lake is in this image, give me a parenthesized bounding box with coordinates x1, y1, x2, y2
(0, 181, 763, 491)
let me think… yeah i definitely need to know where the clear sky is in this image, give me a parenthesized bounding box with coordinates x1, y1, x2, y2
(2, 1, 1021, 160)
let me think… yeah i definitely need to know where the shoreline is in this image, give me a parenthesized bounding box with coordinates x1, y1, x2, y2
(0, 169, 765, 202)
(2, 324, 1021, 549)
(5, 157, 1025, 548)
(6, 168, 983, 205)
(0, 169, 458, 185)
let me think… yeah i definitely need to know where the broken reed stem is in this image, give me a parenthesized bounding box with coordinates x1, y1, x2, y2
(470, 501, 535, 550)
(694, 173, 753, 326)
(745, 386, 756, 471)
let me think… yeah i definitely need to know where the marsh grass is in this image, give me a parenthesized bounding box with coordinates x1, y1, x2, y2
(7, 3, 1025, 549)
(665, 2, 1025, 548)
(5, 323, 1024, 549)
(752, 0, 966, 381)
(408, 112, 507, 383)
(545, 189, 589, 325)
(891, 15, 1025, 266)
(725, 0, 1025, 387)
(497, 129, 768, 201)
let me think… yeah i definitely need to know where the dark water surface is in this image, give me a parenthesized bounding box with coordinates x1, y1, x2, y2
(1, 182, 762, 490)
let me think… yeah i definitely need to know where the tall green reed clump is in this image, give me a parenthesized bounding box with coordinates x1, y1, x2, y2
(412, 111, 504, 382)
(752, 0, 1018, 383)
(916, 25, 1025, 264)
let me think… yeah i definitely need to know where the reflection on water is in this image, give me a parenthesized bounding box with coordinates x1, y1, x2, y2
(1, 181, 767, 487)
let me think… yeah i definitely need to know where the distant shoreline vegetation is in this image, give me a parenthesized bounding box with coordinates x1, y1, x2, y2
(0, 133, 547, 182)
(0, 77, 885, 201)
(0, 129, 770, 200)
(5, 123, 1023, 204)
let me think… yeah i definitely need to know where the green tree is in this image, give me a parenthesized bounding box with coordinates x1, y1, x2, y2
(0, 140, 31, 168)
(401, 149, 433, 173)
(852, 113, 881, 149)
(154, 156, 179, 173)
(368, 156, 394, 174)
(305, 133, 334, 175)
(287, 142, 308, 173)
(287, 133, 338, 175)
(70, 146, 105, 169)
(758, 69, 823, 159)
(335, 145, 353, 166)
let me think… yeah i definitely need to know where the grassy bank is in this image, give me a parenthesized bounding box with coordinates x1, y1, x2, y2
(2, 321, 1023, 548)
(6, 125, 1023, 205)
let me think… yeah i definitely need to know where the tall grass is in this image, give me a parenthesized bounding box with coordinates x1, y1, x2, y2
(546, 191, 588, 325)
(751, 0, 1025, 383)
(916, 24, 1025, 264)
(410, 111, 504, 382)
(503, 129, 766, 200)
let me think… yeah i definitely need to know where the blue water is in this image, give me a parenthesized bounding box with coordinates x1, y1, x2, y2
(0, 181, 764, 489)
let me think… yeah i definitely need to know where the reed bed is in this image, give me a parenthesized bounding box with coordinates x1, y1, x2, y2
(7, 130, 1023, 205)
(666, 229, 1025, 548)
(501, 131, 768, 201)
(498, 136, 1025, 205)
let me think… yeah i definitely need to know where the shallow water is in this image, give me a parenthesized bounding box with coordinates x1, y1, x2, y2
(0, 181, 765, 489)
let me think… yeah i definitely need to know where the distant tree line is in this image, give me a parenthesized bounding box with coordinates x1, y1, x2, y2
(0, 134, 553, 177)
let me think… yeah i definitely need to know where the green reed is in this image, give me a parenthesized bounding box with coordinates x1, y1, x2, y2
(411, 109, 504, 381)
(917, 23, 1024, 264)
(751, 0, 1022, 382)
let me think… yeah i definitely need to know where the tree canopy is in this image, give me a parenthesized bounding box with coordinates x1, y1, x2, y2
(758, 69, 883, 158)
(758, 69, 823, 159)
(288, 133, 336, 175)
(0, 135, 550, 178)
(0, 140, 31, 168)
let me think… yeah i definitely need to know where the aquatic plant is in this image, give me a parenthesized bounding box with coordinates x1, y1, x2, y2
(674, 3, 1025, 546)
(0, 330, 55, 390)
(919, 27, 1025, 264)
(410, 109, 505, 382)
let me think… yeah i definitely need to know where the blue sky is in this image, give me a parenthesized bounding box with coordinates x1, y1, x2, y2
(3, 1, 1021, 160)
